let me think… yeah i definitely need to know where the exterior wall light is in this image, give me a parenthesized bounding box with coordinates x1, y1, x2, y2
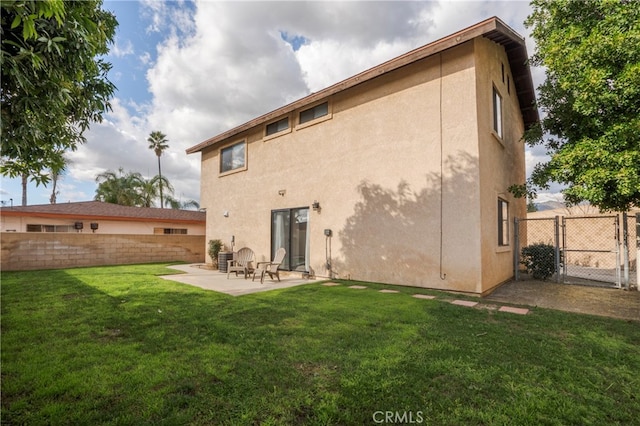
(90, 223, 99, 233)
(278, 189, 286, 196)
(74, 222, 84, 231)
(312, 201, 321, 211)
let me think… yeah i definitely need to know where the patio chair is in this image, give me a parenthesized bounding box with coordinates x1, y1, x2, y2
(252, 247, 286, 284)
(227, 247, 255, 279)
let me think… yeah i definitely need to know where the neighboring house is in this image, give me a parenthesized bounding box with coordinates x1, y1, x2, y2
(187, 17, 539, 295)
(0, 201, 205, 235)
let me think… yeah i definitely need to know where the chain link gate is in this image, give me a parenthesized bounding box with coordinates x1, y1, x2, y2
(515, 213, 638, 290)
(561, 215, 621, 287)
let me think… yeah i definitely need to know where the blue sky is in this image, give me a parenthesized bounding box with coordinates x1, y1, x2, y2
(0, 0, 560, 208)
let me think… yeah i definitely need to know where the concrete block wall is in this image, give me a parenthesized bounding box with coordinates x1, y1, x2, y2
(0, 233, 206, 271)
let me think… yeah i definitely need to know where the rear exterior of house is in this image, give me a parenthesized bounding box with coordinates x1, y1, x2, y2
(187, 17, 538, 294)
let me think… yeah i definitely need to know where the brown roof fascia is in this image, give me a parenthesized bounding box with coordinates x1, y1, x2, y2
(186, 16, 538, 154)
(0, 210, 205, 225)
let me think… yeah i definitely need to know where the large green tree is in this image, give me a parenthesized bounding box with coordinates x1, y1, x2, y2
(517, 0, 640, 212)
(1, 0, 118, 192)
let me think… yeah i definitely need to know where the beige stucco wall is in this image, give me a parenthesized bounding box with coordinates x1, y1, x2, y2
(1, 215, 205, 235)
(198, 39, 526, 294)
(474, 37, 527, 293)
(0, 233, 205, 271)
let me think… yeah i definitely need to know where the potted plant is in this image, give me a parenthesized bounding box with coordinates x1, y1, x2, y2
(208, 239, 223, 269)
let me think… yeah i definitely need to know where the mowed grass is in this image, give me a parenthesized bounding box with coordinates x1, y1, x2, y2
(2, 264, 639, 425)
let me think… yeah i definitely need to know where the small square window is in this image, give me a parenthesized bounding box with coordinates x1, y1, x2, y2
(498, 198, 509, 246)
(220, 141, 246, 174)
(266, 117, 289, 136)
(493, 87, 503, 139)
(299, 102, 328, 124)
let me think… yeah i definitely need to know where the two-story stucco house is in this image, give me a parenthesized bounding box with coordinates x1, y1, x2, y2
(187, 17, 539, 295)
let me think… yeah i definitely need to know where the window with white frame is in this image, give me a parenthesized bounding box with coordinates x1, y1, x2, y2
(26, 224, 74, 232)
(220, 141, 246, 174)
(299, 102, 328, 124)
(493, 87, 503, 139)
(498, 198, 509, 246)
(154, 228, 188, 235)
(266, 117, 289, 136)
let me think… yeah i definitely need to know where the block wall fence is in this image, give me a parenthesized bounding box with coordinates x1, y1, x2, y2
(0, 233, 206, 271)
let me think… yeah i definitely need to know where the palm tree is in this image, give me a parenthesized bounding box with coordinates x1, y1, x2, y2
(94, 168, 145, 206)
(147, 131, 169, 208)
(140, 175, 174, 208)
(49, 150, 68, 204)
(163, 195, 200, 210)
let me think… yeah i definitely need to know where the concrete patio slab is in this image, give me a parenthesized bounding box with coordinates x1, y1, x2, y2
(159, 264, 318, 296)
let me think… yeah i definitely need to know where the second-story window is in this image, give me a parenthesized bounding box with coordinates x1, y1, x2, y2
(299, 102, 328, 124)
(220, 141, 246, 174)
(493, 87, 503, 139)
(266, 117, 289, 136)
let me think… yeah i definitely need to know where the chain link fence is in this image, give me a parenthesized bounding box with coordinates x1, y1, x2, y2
(515, 212, 638, 289)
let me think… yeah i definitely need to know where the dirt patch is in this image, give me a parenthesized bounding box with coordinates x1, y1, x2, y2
(485, 280, 640, 321)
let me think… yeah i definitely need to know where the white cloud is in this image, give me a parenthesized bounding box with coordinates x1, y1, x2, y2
(41, 0, 550, 208)
(112, 37, 134, 57)
(139, 51, 152, 66)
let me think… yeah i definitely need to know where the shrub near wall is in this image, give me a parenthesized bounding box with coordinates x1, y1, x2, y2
(0, 233, 206, 271)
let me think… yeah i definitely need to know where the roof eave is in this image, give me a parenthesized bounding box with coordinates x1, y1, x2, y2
(186, 16, 539, 154)
(0, 210, 205, 224)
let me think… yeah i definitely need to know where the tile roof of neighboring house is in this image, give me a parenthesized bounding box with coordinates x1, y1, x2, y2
(0, 201, 206, 224)
(187, 16, 539, 154)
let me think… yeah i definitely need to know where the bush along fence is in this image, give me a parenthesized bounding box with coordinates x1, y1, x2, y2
(514, 212, 638, 290)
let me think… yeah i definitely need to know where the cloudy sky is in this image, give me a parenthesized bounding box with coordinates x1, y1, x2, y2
(0, 0, 558, 208)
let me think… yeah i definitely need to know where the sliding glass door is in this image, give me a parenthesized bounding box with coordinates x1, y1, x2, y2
(271, 208, 309, 272)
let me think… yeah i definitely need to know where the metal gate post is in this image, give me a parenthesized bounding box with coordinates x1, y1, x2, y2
(614, 215, 621, 288)
(514, 217, 520, 281)
(554, 215, 561, 283)
(622, 213, 629, 289)
(555, 216, 567, 282)
(637, 213, 640, 291)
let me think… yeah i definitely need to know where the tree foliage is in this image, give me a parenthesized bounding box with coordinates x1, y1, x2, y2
(94, 168, 198, 210)
(518, 0, 640, 212)
(1, 0, 117, 185)
(94, 169, 146, 207)
(95, 168, 174, 208)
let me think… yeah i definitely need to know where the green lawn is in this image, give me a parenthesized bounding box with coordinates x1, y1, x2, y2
(2, 264, 639, 425)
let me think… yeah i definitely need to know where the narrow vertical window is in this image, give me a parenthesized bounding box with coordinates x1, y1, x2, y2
(498, 198, 509, 246)
(493, 87, 503, 138)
